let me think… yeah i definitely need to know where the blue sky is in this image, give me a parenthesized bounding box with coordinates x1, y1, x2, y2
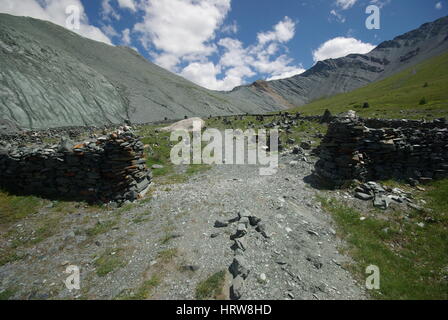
(1, 0, 447, 90)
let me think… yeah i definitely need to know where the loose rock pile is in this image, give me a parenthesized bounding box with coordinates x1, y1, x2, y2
(354, 181, 415, 210)
(315, 111, 448, 187)
(213, 209, 269, 300)
(0, 129, 151, 203)
(0, 127, 85, 145)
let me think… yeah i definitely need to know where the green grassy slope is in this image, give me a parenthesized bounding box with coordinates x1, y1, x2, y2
(290, 52, 448, 119)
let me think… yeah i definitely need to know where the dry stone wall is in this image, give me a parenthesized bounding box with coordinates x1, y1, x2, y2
(315, 112, 448, 187)
(0, 130, 151, 203)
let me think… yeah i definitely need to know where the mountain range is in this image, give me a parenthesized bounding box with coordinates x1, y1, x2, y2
(0, 13, 447, 129)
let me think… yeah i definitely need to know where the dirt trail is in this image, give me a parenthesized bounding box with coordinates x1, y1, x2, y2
(0, 151, 367, 300)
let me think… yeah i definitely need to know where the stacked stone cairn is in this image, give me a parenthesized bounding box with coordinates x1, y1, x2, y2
(0, 128, 152, 203)
(315, 111, 448, 188)
(212, 209, 268, 300)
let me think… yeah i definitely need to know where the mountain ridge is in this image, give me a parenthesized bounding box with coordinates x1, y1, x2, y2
(0, 13, 447, 130)
(0, 13, 282, 129)
(233, 15, 448, 109)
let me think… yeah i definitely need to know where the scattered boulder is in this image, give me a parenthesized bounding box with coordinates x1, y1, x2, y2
(232, 238, 247, 252)
(300, 141, 312, 150)
(214, 220, 229, 228)
(159, 117, 205, 132)
(230, 224, 248, 240)
(230, 276, 244, 300)
(306, 254, 323, 269)
(249, 216, 261, 227)
(373, 195, 392, 210)
(229, 256, 250, 279)
(181, 265, 200, 272)
(355, 192, 374, 201)
(255, 222, 270, 239)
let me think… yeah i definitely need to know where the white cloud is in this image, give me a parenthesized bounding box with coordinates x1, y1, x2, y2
(102, 24, 119, 38)
(218, 38, 253, 69)
(132, 2, 302, 90)
(330, 9, 346, 23)
(180, 62, 252, 91)
(221, 20, 238, 35)
(122, 28, 131, 45)
(188, 17, 302, 90)
(312, 37, 375, 62)
(0, 0, 112, 44)
(436, 2, 443, 10)
(335, 0, 357, 10)
(153, 53, 181, 72)
(117, 0, 137, 11)
(134, 0, 230, 59)
(101, 0, 121, 21)
(370, 0, 392, 9)
(257, 16, 295, 44)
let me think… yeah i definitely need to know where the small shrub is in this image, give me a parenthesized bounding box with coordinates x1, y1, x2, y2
(195, 270, 226, 300)
(419, 97, 427, 105)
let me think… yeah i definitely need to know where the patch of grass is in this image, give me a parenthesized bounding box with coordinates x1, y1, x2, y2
(195, 270, 226, 300)
(114, 202, 137, 215)
(425, 179, 448, 225)
(279, 120, 327, 147)
(159, 233, 177, 245)
(51, 201, 105, 214)
(0, 287, 17, 300)
(185, 164, 211, 177)
(159, 224, 177, 245)
(94, 248, 127, 277)
(289, 52, 448, 119)
(0, 191, 45, 224)
(137, 125, 212, 185)
(116, 275, 161, 300)
(115, 248, 179, 300)
(318, 180, 448, 300)
(85, 220, 118, 237)
(157, 248, 178, 263)
(9, 216, 62, 248)
(206, 116, 327, 149)
(0, 248, 23, 267)
(51, 201, 78, 214)
(30, 217, 61, 244)
(132, 211, 151, 224)
(140, 196, 153, 204)
(137, 126, 175, 177)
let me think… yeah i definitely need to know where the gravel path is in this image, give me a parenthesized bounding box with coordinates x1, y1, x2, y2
(0, 150, 367, 300)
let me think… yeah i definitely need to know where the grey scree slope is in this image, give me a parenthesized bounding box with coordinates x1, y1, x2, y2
(0, 13, 447, 130)
(0, 13, 282, 129)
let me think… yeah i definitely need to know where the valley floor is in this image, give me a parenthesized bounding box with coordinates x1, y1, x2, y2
(0, 151, 367, 300)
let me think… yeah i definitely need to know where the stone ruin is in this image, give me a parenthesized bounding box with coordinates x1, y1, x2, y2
(314, 111, 448, 188)
(0, 130, 152, 203)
